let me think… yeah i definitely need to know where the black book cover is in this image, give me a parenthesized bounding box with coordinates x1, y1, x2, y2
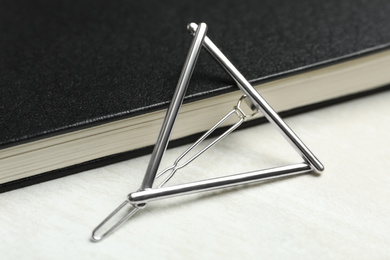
(1, 0, 390, 192)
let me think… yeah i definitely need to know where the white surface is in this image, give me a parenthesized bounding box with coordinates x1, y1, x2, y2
(1, 91, 390, 259)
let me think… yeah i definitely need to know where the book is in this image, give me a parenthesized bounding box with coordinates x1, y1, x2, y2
(1, 0, 390, 192)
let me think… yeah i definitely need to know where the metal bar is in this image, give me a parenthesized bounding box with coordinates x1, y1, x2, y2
(140, 23, 208, 190)
(187, 23, 324, 173)
(129, 163, 312, 204)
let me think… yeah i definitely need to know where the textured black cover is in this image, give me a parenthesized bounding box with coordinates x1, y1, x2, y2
(1, 0, 390, 191)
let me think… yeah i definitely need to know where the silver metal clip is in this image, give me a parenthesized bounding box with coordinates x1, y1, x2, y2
(91, 22, 324, 242)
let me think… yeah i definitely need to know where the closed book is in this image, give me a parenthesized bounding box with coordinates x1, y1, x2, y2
(1, 0, 390, 192)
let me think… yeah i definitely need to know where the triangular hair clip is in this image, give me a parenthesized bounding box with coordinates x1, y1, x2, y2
(92, 23, 324, 242)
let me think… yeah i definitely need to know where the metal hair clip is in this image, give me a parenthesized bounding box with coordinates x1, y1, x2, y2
(91, 22, 324, 242)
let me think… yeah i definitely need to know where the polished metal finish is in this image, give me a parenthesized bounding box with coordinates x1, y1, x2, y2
(91, 200, 139, 242)
(92, 23, 324, 242)
(187, 23, 324, 173)
(140, 23, 208, 190)
(129, 163, 312, 204)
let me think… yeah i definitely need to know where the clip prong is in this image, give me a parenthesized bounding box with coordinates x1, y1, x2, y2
(91, 200, 140, 242)
(155, 95, 257, 188)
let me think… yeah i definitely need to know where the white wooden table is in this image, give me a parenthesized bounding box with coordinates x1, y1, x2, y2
(1, 91, 389, 259)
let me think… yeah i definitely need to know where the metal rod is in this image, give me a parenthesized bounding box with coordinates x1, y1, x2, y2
(140, 23, 208, 190)
(129, 163, 312, 204)
(187, 23, 324, 173)
(91, 24, 208, 242)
